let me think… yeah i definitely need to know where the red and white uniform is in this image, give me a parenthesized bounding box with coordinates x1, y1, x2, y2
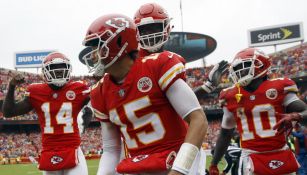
(139, 48, 186, 65)
(26, 81, 89, 150)
(91, 51, 187, 157)
(25, 81, 89, 175)
(220, 78, 300, 175)
(220, 78, 298, 151)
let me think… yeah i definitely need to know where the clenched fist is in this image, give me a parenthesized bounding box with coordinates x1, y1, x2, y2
(9, 73, 25, 86)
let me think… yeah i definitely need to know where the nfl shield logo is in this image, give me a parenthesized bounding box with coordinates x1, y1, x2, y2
(118, 89, 125, 97)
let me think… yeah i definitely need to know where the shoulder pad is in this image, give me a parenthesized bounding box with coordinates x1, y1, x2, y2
(269, 78, 298, 93)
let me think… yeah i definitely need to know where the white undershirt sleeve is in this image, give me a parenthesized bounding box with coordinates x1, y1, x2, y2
(166, 79, 202, 118)
(97, 122, 121, 175)
(221, 107, 236, 129)
(283, 93, 300, 107)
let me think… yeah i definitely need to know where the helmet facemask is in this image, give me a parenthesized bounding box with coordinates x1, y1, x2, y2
(229, 56, 266, 87)
(83, 28, 128, 75)
(42, 58, 72, 87)
(136, 17, 170, 52)
(229, 58, 255, 86)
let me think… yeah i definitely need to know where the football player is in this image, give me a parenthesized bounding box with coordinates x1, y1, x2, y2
(209, 48, 307, 175)
(82, 13, 207, 175)
(134, 4, 227, 174)
(133, 3, 228, 97)
(2, 52, 90, 175)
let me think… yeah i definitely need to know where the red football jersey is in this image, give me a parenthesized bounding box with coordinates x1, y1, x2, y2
(26, 81, 89, 150)
(91, 51, 188, 157)
(220, 78, 298, 151)
(139, 49, 186, 65)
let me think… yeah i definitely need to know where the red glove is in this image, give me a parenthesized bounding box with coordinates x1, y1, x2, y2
(209, 164, 219, 175)
(273, 112, 302, 135)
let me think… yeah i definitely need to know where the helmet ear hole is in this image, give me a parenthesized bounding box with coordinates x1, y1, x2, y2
(117, 36, 122, 48)
(129, 50, 138, 60)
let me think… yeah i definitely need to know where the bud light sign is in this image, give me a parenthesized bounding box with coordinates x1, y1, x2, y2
(15, 51, 54, 68)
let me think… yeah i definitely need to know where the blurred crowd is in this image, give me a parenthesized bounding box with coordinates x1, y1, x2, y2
(0, 119, 222, 160)
(269, 44, 307, 79)
(0, 127, 102, 160)
(202, 120, 221, 149)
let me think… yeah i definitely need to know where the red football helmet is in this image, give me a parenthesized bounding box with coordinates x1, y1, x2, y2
(82, 14, 138, 74)
(134, 3, 171, 52)
(42, 52, 72, 87)
(229, 48, 271, 86)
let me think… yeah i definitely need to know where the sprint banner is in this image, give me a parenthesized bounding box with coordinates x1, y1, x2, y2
(15, 50, 54, 68)
(248, 22, 304, 47)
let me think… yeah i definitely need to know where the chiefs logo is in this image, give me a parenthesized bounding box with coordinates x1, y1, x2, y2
(137, 77, 153, 93)
(66, 90, 76, 100)
(266, 88, 278, 100)
(268, 160, 284, 169)
(50, 156, 63, 165)
(132, 155, 149, 162)
(106, 17, 129, 29)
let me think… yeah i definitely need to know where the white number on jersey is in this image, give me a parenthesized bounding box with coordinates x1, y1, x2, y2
(237, 104, 277, 141)
(41, 102, 74, 134)
(109, 96, 166, 149)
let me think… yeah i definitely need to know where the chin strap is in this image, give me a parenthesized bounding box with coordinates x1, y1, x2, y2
(235, 83, 243, 103)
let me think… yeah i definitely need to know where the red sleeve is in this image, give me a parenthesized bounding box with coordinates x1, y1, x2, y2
(156, 51, 186, 92)
(73, 81, 90, 97)
(25, 84, 39, 102)
(281, 78, 298, 94)
(90, 81, 109, 122)
(218, 86, 237, 108)
(219, 89, 228, 107)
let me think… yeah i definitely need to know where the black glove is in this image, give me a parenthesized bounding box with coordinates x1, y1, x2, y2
(78, 105, 94, 133)
(202, 60, 228, 93)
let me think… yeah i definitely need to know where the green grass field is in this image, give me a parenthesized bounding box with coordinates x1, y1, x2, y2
(0, 156, 226, 175)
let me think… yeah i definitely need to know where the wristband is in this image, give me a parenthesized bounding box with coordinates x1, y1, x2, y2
(202, 81, 216, 93)
(171, 143, 199, 174)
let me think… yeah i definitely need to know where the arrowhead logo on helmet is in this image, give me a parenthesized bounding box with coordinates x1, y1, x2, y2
(82, 14, 138, 75)
(106, 18, 130, 29)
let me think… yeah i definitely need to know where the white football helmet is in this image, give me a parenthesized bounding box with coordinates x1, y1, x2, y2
(229, 48, 271, 86)
(42, 52, 72, 87)
(134, 3, 171, 52)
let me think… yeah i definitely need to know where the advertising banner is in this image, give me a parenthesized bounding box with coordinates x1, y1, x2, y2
(248, 22, 304, 47)
(15, 50, 54, 68)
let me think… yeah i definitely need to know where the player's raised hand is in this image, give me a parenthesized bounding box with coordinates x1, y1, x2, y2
(209, 60, 228, 86)
(202, 60, 228, 93)
(273, 112, 302, 135)
(9, 72, 25, 86)
(209, 164, 220, 175)
(77, 105, 94, 134)
(82, 106, 93, 127)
